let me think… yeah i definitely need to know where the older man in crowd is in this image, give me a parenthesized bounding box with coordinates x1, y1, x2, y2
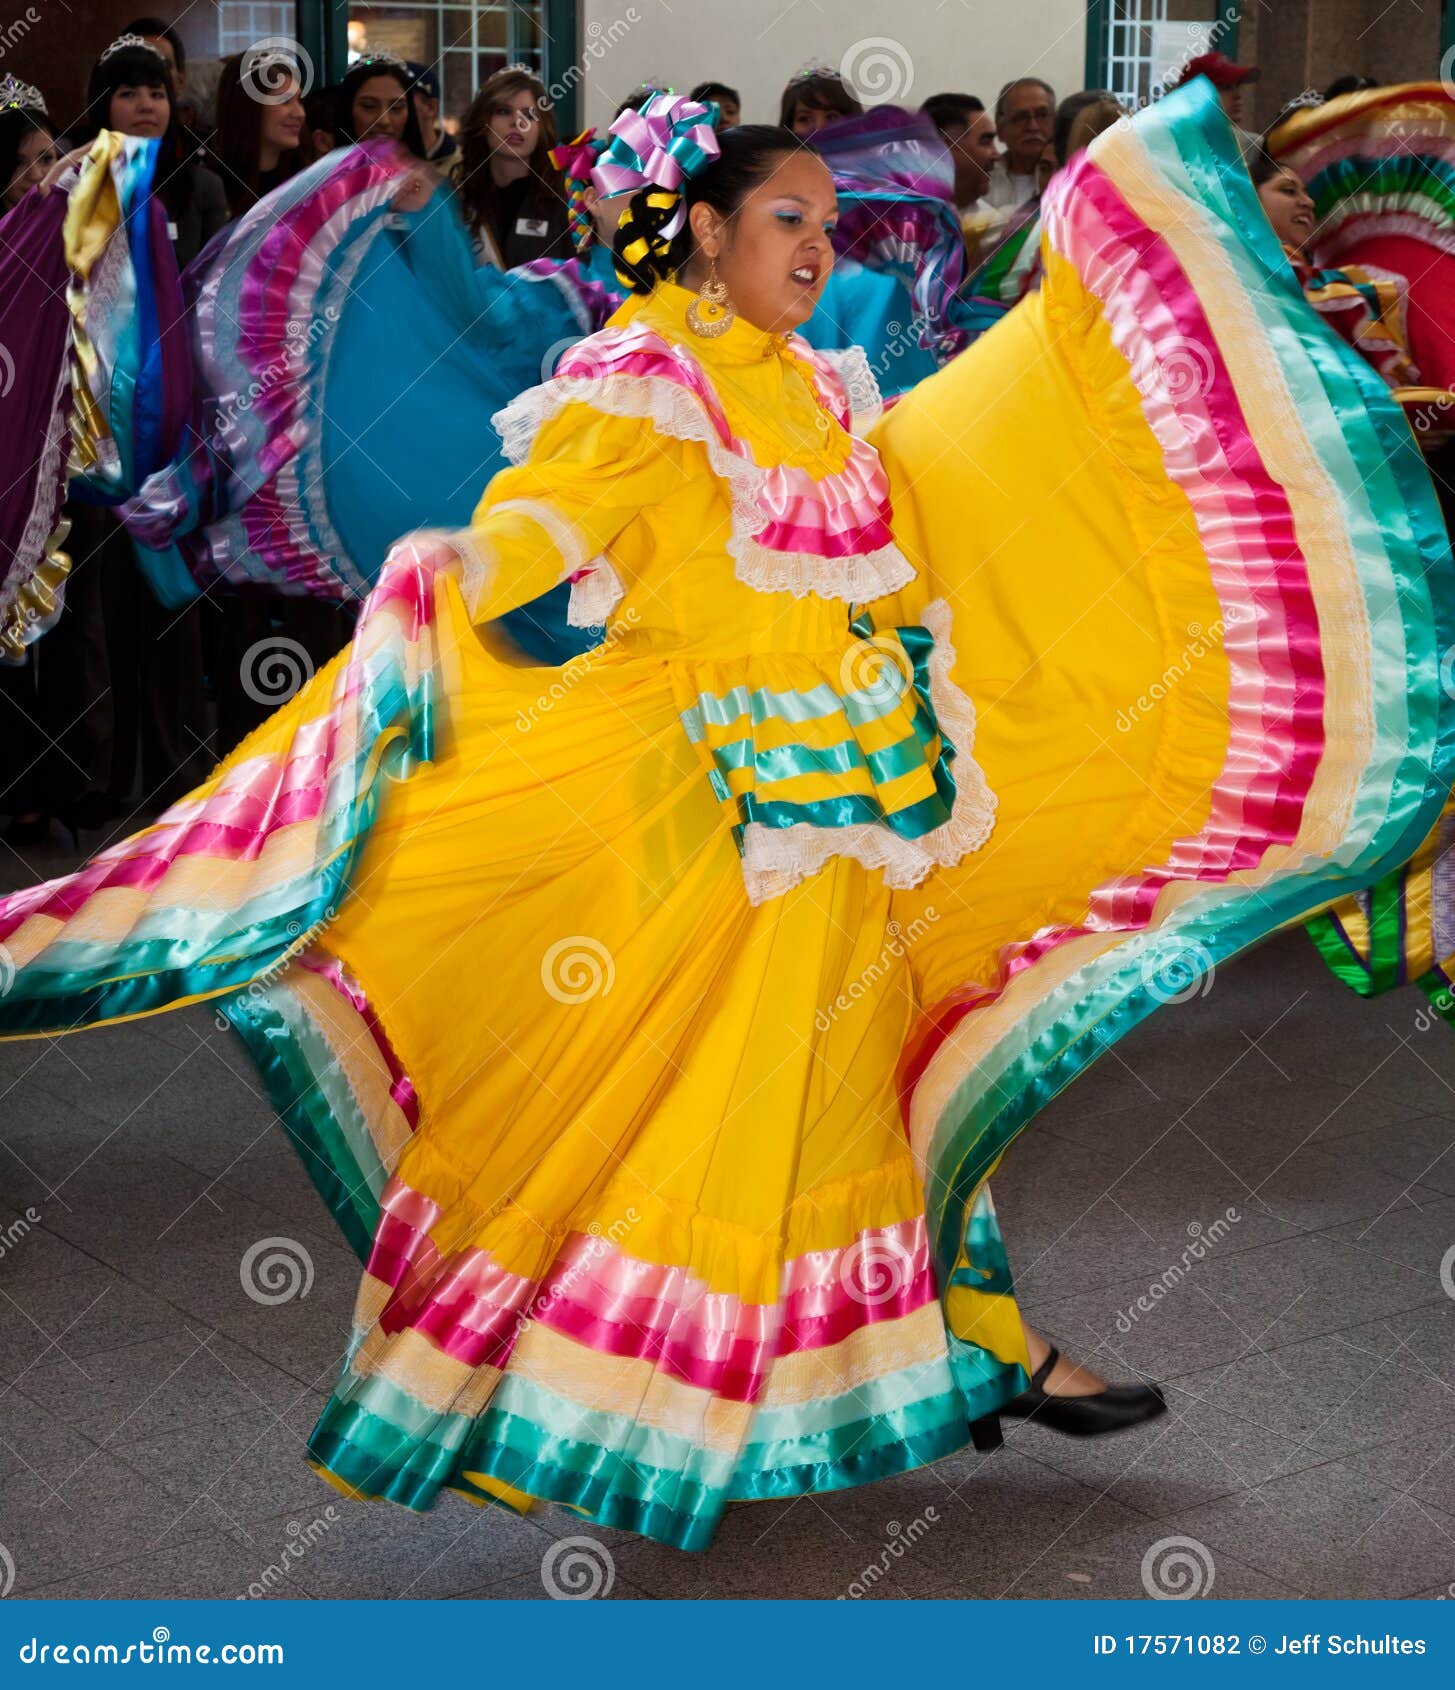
(986, 75, 1054, 208)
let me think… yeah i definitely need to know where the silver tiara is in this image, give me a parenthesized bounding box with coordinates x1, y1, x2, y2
(0, 74, 46, 114)
(98, 32, 165, 67)
(356, 47, 409, 72)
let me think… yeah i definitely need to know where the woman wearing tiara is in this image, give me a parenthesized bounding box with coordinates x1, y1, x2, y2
(0, 74, 58, 213)
(1, 82, 1451, 1550)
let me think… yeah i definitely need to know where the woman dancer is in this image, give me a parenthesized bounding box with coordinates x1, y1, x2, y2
(1, 85, 1449, 1548)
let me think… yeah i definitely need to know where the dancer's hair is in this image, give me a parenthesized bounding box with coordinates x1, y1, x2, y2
(1246, 145, 1289, 189)
(611, 123, 801, 295)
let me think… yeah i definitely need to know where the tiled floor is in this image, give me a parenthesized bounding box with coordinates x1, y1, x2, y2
(3, 833, 1455, 1601)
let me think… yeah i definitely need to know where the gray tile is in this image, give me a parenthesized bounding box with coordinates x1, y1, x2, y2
(0, 1263, 183, 1382)
(1175, 1232, 1447, 1354)
(1166, 1330, 1455, 1465)
(1325, 1193, 1455, 1291)
(1344, 1425, 1455, 1516)
(0, 1080, 202, 1197)
(211, 1131, 342, 1239)
(25, 1530, 311, 1600)
(1318, 1118, 1455, 1199)
(1023, 1233, 1444, 1379)
(991, 1131, 1296, 1306)
(615, 1491, 949, 1600)
(19, 1323, 306, 1446)
(453, 1559, 653, 1601)
(109, 1393, 332, 1530)
(1310, 1014, 1455, 1109)
(236, 1493, 560, 1600)
(1237, 1147, 1445, 1234)
(935, 1518, 1303, 1600)
(0, 1204, 98, 1292)
(1021, 1379, 1335, 1509)
(809, 1444, 1148, 1598)
(1169, 1462, 1455, 1598)
(0, 1451, 225, 1593)
(8, 1025, 202, 1126)
(0, 1385, 109, 1484)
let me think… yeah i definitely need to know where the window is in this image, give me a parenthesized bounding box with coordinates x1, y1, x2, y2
(217, 4, 297, 54)
(1089, 2, 1228, 110)
(347, 3, 545, 123)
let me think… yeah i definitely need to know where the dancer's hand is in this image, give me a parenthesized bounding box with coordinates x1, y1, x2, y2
(392, 164, 441, 214)
(39, 145, 93, 195)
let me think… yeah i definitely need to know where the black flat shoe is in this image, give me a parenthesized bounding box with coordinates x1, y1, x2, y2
(997, 1343, 1167, 1438)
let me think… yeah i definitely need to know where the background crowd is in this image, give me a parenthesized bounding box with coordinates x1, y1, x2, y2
(0, 18, 1413, 852)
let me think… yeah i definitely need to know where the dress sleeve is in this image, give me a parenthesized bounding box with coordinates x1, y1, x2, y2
(439, 402, 685, 624)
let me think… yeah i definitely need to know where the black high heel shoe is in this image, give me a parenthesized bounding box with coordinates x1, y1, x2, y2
(994, 1343, 1167, 1438)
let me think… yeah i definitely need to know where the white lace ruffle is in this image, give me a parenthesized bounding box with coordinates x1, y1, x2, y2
(802, 343, 885, 435)
(566, 557, 625, 627)
(492, 372, 915, 605)
(739, 598, 998, 906)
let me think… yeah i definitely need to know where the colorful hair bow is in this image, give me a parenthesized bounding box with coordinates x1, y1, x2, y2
(550, 128, 605, 252)
(594, 90, 720, 241)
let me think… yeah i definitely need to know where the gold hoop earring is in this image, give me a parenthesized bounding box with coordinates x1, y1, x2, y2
(686, 259, 736, 338)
